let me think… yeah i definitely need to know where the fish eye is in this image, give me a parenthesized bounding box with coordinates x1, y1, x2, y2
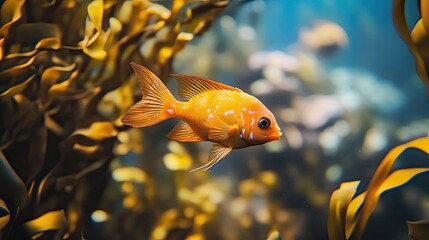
(258, 117, 271, 129)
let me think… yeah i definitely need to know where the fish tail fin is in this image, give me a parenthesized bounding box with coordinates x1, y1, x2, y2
(121, 62, 177, 128)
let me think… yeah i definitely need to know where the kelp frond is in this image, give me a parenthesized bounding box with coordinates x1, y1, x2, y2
(0, 0, 228, 238)
(328, 137, 429, 240)
(393, 0, 429, 97)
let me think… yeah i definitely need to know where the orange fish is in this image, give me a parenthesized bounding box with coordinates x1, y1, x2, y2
(121, 63, 282, 172)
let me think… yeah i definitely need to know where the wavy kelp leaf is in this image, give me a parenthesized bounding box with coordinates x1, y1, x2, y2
(23, 210, 67, 237)
(421, 0, 429, 34)
(55, 159, 106, 190)
(2, 23, 61, 60)
(181, 1, 229, 36)
(73, 122, 117, 141)
(83, 31, 107, 60)
(346, 168, 429, 239)
(0, 74, 35, 98)
(47, 69, 87, 102)
(329, 137, 429, 240)
(0, 56, 35, 79)
(173, 32, 194, 54)
(87, 1, 103, 31)
(0, 151, 29, 206)
(351, 137, 429, 239)
(328, 181, 360, 240)
(0, 198, 10, 230)
(407, 219, 429, 240)
(13, 23, 61, 47)
(39, 63, 76, 102)
(376, 168, 429, 195)
(0, 0, 227, 238)
(0, 38, 4, 60)
(4, 37, 61, 59)
(81, 1, 106, 60)
(0, 0, 25, 37)
(411, 19, 429, 60)
(393, 0, 429, 96)
(116, 1, 169, 37)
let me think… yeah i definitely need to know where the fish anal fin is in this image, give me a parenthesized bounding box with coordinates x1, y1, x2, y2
(207, 119, 237, 142)
(190, 144, 232, 172)
(171, 73, 242, 99)
(166, 121, 203, 142)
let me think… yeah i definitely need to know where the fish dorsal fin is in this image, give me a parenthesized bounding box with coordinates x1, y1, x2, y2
(166, 120, 204, 142)
(190, 143, 232, 172)
(171, 74, 241, 99)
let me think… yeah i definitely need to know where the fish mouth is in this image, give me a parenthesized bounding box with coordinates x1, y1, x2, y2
(267, 131, 282, 140)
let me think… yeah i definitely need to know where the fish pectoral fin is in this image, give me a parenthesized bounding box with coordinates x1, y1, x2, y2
(171, 73, 242, 99)
(207, 119, 237, 142)
(166, 121, 203, 142)
(190, 144, 232, 172)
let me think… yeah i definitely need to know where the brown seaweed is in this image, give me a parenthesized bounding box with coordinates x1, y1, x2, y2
(0, 0, 228, 238)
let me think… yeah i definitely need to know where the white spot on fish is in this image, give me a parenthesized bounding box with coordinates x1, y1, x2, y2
(215, 105, 219, 109)
(208, 113, 214, 118)
(240, 112, 244, 126)
(166, 109, 173, 114)
(240, 133, 243, 138)
(248, 110, 255, 114)
(207, 108, 211, 113)
(242, 128, 245, 135)
(250, 131, 254, 140)
(224, 110, 235, 116)
(242, 107, 247, 111)
(250, 118, 255, 126)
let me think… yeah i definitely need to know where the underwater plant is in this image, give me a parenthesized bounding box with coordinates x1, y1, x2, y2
(328, 137, 429, 240)
(393, 0, 429, 97)
(328, 1, 429, 239)
(0, 0, 227, 238)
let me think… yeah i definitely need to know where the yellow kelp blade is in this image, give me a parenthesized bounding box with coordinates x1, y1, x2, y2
(266, 225, 280, 240)
(407, 220, 429, 239)
(411, 19, 429, 60)
(23, 210, 67, 237)
(352, 137, 429, 239)
(81, 1, 107, 60)
(0, 75, 35, 98)
(0, 198, 9, 230)
(328, 181, 360, 240)
(421, 0, 429, 33)
(73, 122, 118, 141)
(334, 137, 429, 239)
(0, 0, 25, 37)
(392, 0, 429, 96)
(376, 168, 429, 195)
(346, 168, 429, 239)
